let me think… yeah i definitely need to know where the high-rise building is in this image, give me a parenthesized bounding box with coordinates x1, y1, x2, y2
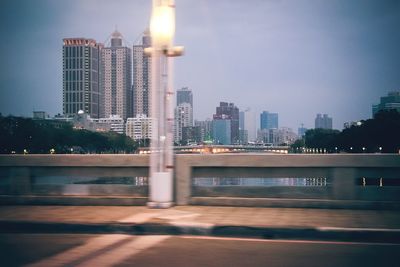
(213, 102, 239, 144)
(372, 91, 400, 117)
(213, 119, 231, 145)
(239, 111, 247, 144)
(195, 119, 213, 142)
(174, 87, 193, 144)
(315, 114, 332, 129)
(260, 111, 278, 130)
(243, 108, 256, 142)
(133, 31, 151, 117)
(174, 102, 193, 143)
(177, 87, 193, 107)
(101, 30, 132, 120)
(63, 38, 102, 118)
(298, 123, 307, 137)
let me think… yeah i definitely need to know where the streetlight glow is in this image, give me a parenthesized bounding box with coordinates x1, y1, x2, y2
(150, 2, 175, 47)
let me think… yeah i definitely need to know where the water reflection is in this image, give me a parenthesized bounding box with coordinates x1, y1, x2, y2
(34, 176, 148, 186)
(193, 177, 328, 187)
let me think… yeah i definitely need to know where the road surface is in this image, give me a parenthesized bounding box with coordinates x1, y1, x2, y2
(0, 234, 399, 266)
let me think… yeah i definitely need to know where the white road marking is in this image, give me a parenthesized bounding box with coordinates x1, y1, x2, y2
(118, 211, 161, 223)
(75, 235, 169, 267)
(170, 221, 214, 228)
(25, 235, 170, 267)
(26, 235, 129, 267)
(156, 209, 200, 220)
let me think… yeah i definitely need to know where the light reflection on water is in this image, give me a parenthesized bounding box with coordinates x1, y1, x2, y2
(33, 176, 148, 186)
(0, 176, 327, 187)
(193, 177, 328, 187)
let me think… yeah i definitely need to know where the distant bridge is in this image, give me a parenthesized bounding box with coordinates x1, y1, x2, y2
(138, 145, 290, 154)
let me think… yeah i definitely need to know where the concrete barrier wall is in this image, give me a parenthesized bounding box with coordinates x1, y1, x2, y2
(175, 154, 400, 209)
(1, 154, 400, 208)
(0, 155, 149, 205)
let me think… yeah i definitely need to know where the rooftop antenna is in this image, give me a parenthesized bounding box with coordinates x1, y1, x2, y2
(103, 26, 131, 47)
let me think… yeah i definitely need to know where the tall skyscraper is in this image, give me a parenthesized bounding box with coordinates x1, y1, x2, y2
(177, 87, 193, 107)
(213, 102, 239, 144)
(372, 91, 400, 117)
(174, 102, 193, 143)
(315, 114, 332, 129)
(260, 111, 278, 130)
(100, 30, 133, 120)
(239, 111, 247, 144)
(133, 31, 151, 117)
(243, 108, 256, 142)
(101, 30, 132, 120)
(174, 87, 193, 143)
(63, 38, 102, 118)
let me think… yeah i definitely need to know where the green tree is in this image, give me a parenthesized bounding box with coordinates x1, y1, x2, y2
(304, 128, 340, 151)
(0, 116, 138, 154)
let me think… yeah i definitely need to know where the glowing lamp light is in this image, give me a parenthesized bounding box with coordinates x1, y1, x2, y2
(150, 4, 175, 47)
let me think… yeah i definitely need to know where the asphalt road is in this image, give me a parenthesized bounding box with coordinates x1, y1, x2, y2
(0, 234, 399, 267)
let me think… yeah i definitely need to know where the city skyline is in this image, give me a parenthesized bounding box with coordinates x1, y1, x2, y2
(0, 0, 399, 130)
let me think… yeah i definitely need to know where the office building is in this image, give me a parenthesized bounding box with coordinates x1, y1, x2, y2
(213, 102, 239, 144)
(372, 91, 400, 117)
(260, 111, 278, 130)
(213, 118, 231, 145)
(63, 38, 102, 118)
(315, 114, 333, 129)
(195, 119, 213, 142)
(133, 31, 151, 117)
(101, 30, 132, 120)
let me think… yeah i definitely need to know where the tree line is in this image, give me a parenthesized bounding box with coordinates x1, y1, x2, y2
(291, 110, 400, 153)
(0, 115, 137, 154)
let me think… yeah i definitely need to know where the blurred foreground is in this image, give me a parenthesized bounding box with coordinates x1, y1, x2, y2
(1, 205, 400, 266)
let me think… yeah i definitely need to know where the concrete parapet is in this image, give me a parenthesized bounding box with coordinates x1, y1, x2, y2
(1, 154, 399, 208)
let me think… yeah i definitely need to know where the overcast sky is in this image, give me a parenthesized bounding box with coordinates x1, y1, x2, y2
(0, 0, 399, 130)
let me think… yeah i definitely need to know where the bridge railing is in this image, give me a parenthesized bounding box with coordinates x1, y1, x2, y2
(0, 155, 149, 205)
(1, 154, 400, 208)
(176, 154, 400, 209)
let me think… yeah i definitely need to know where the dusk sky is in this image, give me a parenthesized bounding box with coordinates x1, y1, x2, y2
(0, 0, 399, 130)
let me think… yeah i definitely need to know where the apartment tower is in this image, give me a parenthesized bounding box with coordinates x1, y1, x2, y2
(101, 30, 132, 120)
(63, 38, 102, 118)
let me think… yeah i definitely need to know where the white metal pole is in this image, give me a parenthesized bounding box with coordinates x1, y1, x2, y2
(147, 0, 183, 208)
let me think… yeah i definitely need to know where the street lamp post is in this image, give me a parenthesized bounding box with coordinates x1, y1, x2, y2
(146, 0, 183, 208)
